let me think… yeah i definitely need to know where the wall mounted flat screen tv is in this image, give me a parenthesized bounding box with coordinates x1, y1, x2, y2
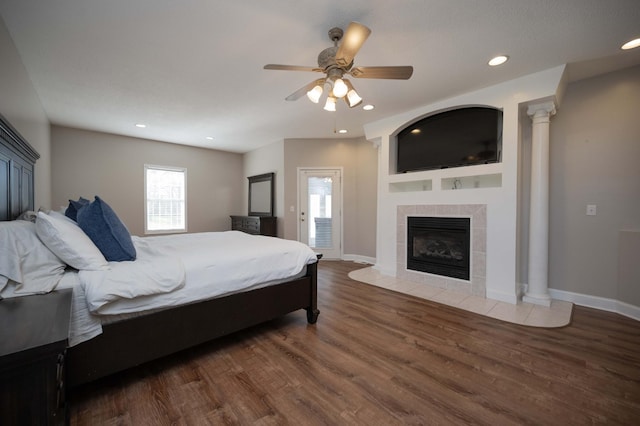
(396, 107, 503, 173)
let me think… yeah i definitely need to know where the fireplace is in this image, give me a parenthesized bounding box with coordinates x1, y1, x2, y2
(407, 216, 470, 280)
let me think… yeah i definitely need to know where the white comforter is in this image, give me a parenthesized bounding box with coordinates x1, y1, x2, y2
(67, 231, 317, 345)
(79, 237, 186, 314)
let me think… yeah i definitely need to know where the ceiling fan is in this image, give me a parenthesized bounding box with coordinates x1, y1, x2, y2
(264, 22, 413, 111)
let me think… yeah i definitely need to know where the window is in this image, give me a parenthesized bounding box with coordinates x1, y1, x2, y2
(144, 164, 186, 233)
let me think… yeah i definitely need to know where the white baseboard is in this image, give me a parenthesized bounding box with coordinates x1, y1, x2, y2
(549, 288, 640, 321)
(342, 254, 376, 265)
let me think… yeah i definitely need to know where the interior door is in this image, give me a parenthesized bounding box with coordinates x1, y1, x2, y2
(299, 169, 342, 259)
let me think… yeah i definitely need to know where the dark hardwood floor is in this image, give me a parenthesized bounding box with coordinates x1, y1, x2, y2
(69, 261, 640, 425)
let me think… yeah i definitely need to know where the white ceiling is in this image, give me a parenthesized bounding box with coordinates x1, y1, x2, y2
(1, 0, 639, 153)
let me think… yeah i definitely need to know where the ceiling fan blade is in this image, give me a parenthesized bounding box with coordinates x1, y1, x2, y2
(285, 79, 325, 101)
(264, 64, 323, 72)
(335, 22, 371, 67)
(349, 66, 414, 80)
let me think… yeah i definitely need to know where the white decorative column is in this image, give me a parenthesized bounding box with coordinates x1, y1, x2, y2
(524, 101, 556, 307)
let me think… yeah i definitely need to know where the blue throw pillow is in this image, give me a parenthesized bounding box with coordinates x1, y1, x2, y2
(64, 197, 90, 221)
(76, 196, 136, 261)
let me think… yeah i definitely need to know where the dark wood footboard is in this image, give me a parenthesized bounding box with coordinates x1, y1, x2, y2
(67, 260, 319, 387)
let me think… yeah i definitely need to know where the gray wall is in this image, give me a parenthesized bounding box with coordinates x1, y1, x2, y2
(549, 65, 640, 303)
(0, 16, 51, 209)
(51, 126, 243, 236)
(353, 138, 379, 259)
(283, 137, 378, 259)
(243, 140, 285, 237)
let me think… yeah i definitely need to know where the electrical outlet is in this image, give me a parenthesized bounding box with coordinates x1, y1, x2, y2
(586, 204, 597, 216)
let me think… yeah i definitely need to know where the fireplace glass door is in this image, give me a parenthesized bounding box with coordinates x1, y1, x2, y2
(407, 217, 470, 280)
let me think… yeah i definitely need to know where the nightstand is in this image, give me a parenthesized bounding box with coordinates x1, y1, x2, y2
(0, 289, 72, 425)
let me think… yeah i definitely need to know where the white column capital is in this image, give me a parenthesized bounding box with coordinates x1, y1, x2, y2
(527, 101, 557, 120)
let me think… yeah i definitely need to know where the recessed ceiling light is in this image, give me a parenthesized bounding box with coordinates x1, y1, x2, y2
(362, 104, 375, 111)
(621, 38, 640, 50)
(338, 129, 348, 134)
(411, 129, 421, 134)
(135, 123, 146, 128)
(205, 136, 214, 140)
(488, 55, 509, 66)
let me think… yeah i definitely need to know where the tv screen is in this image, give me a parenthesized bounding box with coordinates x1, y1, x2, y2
(396, 107, 502, 173)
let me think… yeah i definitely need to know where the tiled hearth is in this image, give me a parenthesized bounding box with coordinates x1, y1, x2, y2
(348, 266, 572, 327)
(397, 204, 486, 297)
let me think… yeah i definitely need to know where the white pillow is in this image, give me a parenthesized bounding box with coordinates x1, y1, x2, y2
(0, 220, 67, 295)
(36, 211, 109, 271)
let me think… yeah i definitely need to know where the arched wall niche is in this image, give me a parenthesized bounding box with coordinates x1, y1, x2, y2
(389, 104, 503, 175)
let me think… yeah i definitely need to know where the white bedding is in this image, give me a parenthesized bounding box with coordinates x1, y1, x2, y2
(79, 236, 186, 314)
(57, 271, 103, 346)
(65, 231, 317, 346)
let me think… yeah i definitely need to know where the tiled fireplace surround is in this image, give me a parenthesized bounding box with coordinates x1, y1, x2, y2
(397, 204, 486, 297)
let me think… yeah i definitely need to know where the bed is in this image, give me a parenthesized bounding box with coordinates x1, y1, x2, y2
(0, 114, 320, 387)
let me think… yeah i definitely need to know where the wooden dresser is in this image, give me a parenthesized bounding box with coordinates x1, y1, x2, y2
(230, 215, 277, 237)
(0, 289, 72, 425)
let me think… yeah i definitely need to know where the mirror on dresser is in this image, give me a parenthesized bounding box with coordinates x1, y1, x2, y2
(248, 172, 274, 217)
(231, 172, 276, 236)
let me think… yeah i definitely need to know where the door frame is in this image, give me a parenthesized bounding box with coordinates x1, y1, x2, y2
(297, 167, 344, 259)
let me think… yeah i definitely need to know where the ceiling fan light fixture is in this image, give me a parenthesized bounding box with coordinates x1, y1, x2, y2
(346, 90, 362, 107)
(332, 78, 348, 98)
(306, 84, 323, 103)
(343, 79, 362, 107)
(264, 22, 412, 109)
(324, 96, 337, 112)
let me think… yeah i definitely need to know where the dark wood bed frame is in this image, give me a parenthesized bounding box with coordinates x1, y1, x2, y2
(67, 262, 319, 387)
(0, 114, 320, 388)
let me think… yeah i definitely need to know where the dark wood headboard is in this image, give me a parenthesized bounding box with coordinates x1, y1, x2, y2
(0, 114, 40, 221)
